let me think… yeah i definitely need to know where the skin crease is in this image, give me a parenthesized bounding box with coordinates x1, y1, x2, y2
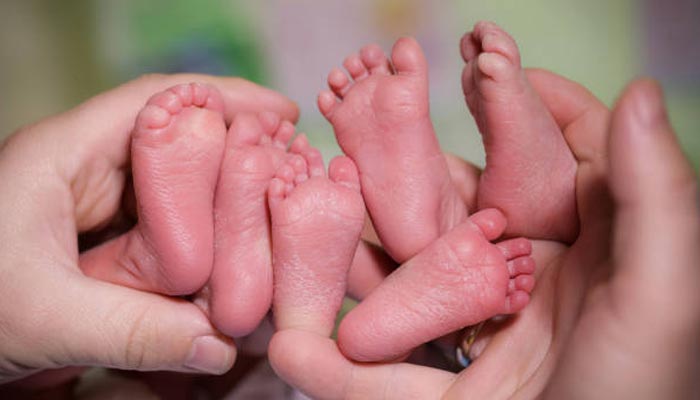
(268, 72, 700, 400)
(0, 74, 298, 387)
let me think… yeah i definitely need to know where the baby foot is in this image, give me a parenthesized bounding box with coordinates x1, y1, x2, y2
(207, 112, 296, 337)
(83, 82, 226, 295)
(461, 21, 578, 242)
(269, 147, 365, 337)
(319, 37, 468, 263)
(337, 208, 535, 362)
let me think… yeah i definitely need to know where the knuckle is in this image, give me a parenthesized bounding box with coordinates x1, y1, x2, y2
(120, 307, 157, 369)
(663, 168, 699, 207)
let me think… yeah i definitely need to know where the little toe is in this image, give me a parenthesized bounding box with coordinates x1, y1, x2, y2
(329, 156, 361, 191)
(328, 67, 352, 98)
(360, 44, 392, 75)
(227, 113, 265, 146)
(344, 54, 369, 81)
(513, 274, 535, 293)
(507, 256, 536, 276)
(469, 208, 507, 241)
(504, 291, 530, 314)
(497, 237, 532, 260)
(391, 37, 428, 77)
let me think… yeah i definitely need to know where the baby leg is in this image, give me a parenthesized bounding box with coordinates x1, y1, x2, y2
(461, 21, 578, 242)
(207, 112, 295, 337)
(319, 38, 468, 263)
(83, 83, 226, 295)
(269, 144, 365, 336)
(338, 209, 535, 362)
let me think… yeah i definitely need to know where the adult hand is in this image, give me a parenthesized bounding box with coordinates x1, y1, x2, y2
(0, 74, 298, 383)
(267, 75, 700, 399)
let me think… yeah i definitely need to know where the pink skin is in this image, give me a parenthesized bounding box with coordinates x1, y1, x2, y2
(81, 82, 226, 295)
(462, 21, 578, 242)
(338, 208, 535, 362)
(318, 36, 537, 362)
(206, 112, 296, 337)
(318, 37, 469, 263)
(270, 144, 365, 337)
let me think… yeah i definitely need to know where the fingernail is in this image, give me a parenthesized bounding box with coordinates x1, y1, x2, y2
(184, 335, 235, 374)
(634, 80, 669, 131)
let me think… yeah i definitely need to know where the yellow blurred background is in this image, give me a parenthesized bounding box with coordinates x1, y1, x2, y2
(1, 0, 698, 168)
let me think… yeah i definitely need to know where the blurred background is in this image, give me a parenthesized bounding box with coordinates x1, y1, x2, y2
(0, 0, 698, 169)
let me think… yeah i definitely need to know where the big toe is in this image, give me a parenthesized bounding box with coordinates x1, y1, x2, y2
(227, 112, 266, 146)
(391, 37, 428, 77)
(94, 83, 227, 295)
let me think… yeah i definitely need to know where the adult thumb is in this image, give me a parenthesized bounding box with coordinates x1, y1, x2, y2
(24, 275, 236, 377)
(608, 79, 700, 302)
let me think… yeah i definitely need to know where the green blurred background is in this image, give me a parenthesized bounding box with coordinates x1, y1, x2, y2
(0, 0, 697, 168)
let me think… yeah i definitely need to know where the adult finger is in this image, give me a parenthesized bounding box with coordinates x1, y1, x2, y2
(545, 79, 700, 400)
(607, 78, 700, 399)
(268, 329, 454, 400)
(6, 74, 299, 234)
(525, 69, 609, 165)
